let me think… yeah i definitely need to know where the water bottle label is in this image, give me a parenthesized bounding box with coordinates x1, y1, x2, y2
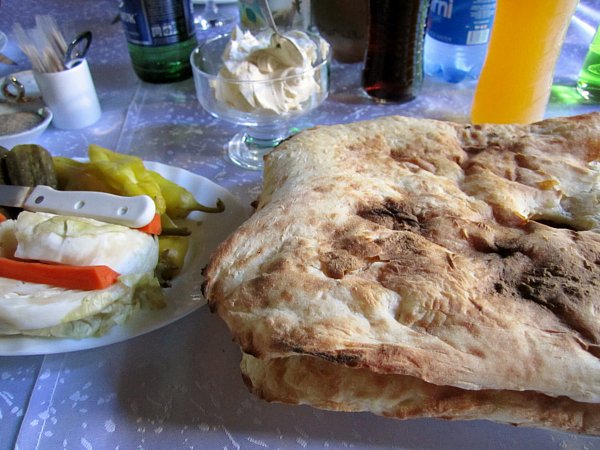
(119, 0, 195, 46)
(427, 0, 495, 46)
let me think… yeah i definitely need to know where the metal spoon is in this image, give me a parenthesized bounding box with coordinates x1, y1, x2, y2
(257, 0, 305, 64)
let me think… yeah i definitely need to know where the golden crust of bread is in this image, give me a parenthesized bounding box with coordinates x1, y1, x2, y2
(203, 113, 600, 433)
(241, 353, 600, 436)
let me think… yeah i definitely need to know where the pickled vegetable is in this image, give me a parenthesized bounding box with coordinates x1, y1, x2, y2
(146, 170, 225, 218)
(54, 157, 115, 193)
(0, 147, 10, 219)
(0, 146, 9, 185)
(54, 144, 224, 218)
(87, 145, 166, 214)
(6, 144, 57, 188)
(52, 144, 226, 284)
(156, 235, 190, 286)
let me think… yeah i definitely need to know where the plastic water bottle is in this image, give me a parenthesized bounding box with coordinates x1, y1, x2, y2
(424, 0, 496, 83)
(118, 0, 197, 83)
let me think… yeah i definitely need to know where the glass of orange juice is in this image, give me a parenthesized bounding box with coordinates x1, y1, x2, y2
(471, 0, 578, 124)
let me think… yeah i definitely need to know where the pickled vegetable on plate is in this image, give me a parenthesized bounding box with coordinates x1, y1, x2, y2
(0, 146, 9, 185)
(4, 144, 58, 188)
(54, 144, 225, 217)
(146, 169, 225, 218)
(53, 144, 225, 286)
(54, 157, 118, 194)
(1, 144, 59, 219)
(156, 235, 190, 287)
(0, 147, 10, 219)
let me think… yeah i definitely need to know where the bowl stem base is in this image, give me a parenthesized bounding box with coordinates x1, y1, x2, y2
(227, 128, 291, 170)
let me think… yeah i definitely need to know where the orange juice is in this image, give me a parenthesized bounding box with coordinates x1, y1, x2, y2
(471, 0, 578, 124)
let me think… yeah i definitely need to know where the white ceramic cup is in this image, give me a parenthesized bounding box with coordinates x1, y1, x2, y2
(33, 58, 101, 130)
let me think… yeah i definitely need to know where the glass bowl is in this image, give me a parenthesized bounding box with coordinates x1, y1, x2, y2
(191, 32, 331, 170)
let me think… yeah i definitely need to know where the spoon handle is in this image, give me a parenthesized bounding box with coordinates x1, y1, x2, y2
(257, 0, 279, 34)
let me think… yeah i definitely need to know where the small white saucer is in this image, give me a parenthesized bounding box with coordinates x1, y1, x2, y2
(0, 106, 53, 149)
(0, 70, 51, 148)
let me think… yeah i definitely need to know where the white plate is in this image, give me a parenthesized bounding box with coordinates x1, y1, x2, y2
(0, 106, 53, 149)
(0, 70, 51, 148)
(0, 161, 250, 356)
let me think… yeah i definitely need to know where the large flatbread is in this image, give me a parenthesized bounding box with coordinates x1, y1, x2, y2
(203, 112, 600, 434)
(241, 354, 600, 435)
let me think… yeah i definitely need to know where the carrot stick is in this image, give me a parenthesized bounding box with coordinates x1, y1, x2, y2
(0, 257, 120, 290)
(0, 213, 6, 223)
(135, 213, 162, 235)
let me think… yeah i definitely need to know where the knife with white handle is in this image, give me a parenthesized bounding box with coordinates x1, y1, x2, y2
(0, 185, 156, 228)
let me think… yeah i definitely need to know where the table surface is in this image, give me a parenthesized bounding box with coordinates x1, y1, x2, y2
(1, 1, 599, 449)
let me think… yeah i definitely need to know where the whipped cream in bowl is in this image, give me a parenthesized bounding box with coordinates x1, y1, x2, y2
(191, 27, 331, 170)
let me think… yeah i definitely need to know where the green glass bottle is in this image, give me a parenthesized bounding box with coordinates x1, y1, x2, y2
(577, 24, 600, 102)
(119, 0, 197, 83)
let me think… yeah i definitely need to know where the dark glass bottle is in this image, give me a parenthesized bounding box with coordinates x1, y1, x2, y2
(362, 0, 430, 103)
(119, 0, 197, 83)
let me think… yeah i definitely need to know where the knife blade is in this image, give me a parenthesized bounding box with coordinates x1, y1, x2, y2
(0, 185, 156, 228)
(0, 53, 17, 65)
